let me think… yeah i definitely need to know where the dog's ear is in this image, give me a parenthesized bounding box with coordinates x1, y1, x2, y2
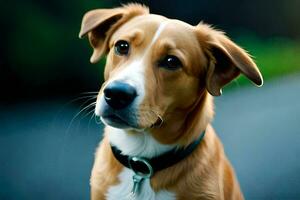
(196, 23, 263, 96)
(79, 4, 149, 63)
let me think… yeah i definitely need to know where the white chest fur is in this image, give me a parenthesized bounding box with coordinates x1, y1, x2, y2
(106, 168, 175, 200)
(106, 127, 176, 200)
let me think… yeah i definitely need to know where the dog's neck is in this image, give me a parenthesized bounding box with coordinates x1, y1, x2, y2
(107, 91, 213, 158)
(107, 127, 175, 158)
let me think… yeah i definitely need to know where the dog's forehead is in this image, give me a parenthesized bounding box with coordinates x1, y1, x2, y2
(109, 14, 206, 74)
(112, 14, 196, 44)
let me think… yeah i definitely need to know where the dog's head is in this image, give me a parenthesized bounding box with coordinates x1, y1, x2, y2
(79, 4, 263, 134)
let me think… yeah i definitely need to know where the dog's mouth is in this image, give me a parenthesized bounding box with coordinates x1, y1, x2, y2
(102, 114, 126, 124)
(101, 114, 134, 129)
(97, 98, 164, 130)
(101, 112, 163, 130)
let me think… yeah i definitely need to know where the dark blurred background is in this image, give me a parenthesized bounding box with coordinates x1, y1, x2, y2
(1, 0, 300, 199)
(1, 0, 300, 103)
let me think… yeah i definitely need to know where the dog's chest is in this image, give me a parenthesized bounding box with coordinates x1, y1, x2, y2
(106, 128, 176, 199)
(106, 168, 176, 200)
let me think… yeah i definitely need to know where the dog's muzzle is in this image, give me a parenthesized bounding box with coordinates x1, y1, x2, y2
(98, 81, 161, 129)
(99, 81, 139, 129)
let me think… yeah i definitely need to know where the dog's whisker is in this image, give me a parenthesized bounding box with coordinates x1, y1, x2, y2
(75, 101, 96, 122)
(58, 95, 97, 114)
(86, 110, 97, 135)
(80, 91, 99, 95)
(66, 102, 97, 133)
(88, 112, 96, 133)
(78, 97, 97, 111)
(54, 94, 97, 135)
(83, 107, 96, 119)
(69, 94, 97, 102)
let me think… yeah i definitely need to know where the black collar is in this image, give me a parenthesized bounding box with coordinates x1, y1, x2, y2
(110, 130, 206, 177)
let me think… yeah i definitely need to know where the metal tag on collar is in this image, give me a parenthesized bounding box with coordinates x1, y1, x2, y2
(128, 156, 153, 195)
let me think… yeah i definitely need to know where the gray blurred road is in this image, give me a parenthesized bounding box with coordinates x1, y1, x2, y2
(1, 74, 300, 200)
(213, 74, 300, 199)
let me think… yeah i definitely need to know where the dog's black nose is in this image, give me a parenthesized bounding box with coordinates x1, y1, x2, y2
(104, 81, 137, 109)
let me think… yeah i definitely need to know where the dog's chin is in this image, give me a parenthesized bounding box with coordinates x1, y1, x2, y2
(101, 114, 161, 131)
(101, 115, 137, 129)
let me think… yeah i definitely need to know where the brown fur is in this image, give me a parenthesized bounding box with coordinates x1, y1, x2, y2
(79, 4, 263, 200)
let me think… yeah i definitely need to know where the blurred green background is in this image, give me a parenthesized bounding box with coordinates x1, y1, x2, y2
(1, 0, 300, 103)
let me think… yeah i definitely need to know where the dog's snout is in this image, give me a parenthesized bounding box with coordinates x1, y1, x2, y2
(104, 81, 137, 109)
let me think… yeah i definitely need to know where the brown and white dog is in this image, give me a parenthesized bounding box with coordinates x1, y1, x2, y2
(79, 4, 263, 200)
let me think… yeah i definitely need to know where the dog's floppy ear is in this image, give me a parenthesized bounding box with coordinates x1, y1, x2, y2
(196, 23, 263, 96)
(79, 4, 149, 63)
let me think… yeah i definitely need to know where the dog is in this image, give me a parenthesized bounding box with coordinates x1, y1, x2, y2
(79, 4, 263, 200)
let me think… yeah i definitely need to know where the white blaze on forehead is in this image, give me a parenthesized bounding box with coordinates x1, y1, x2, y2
(144, 21, 168, 58)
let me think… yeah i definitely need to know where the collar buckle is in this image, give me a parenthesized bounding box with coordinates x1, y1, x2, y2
(128, 156, 154, 178)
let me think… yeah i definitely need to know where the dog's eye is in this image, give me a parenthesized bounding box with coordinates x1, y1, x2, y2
(114, 40, 130, 56)
(158, 55, 182, 70)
